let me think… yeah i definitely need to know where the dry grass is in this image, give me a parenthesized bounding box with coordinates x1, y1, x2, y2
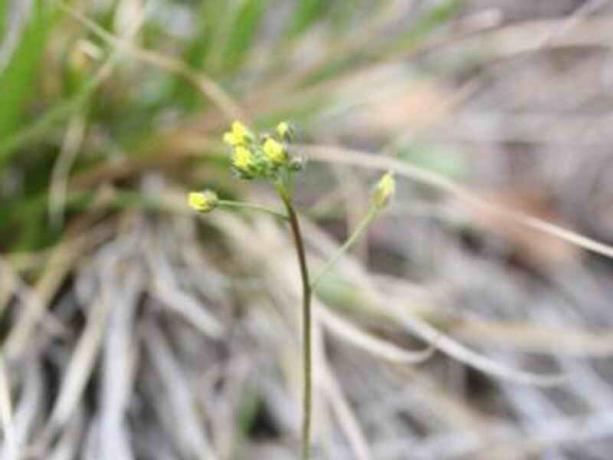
(3, 1, 613, 459)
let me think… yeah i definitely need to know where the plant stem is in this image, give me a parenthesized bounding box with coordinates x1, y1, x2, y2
(217, 200, 288, 220)
(276, 185, 313, 460)
(310, 205, 379, 290)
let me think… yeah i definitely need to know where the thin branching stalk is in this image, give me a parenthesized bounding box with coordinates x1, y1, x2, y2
(276, 183, 313, 460)
(218, 200, 288, 220)
(311, 205, 379, 290)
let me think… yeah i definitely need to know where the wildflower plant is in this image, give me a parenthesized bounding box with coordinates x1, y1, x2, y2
(188, 121, 394, 459)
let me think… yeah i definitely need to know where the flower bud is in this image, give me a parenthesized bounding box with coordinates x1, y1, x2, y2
(372, 172, 395, 208)
(223, 120, 252, 146)
(262, 137, 286, 165)
(232, 146, 255, 171)
(188, 190, 219, 213)
(275, 121, 294, 141)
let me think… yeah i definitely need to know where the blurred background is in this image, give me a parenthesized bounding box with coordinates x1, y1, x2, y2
(2, 0, 613, 458)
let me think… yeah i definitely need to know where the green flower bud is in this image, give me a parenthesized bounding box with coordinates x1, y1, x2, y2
(188, 190, 219, 213)
(372, 172, 395, 208)
(275, 121, 294, 141)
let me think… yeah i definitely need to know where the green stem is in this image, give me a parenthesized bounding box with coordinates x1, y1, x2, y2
(311, 205, 379, 290)
(276, 184, 312, 460)
(217, 200, 288, 220)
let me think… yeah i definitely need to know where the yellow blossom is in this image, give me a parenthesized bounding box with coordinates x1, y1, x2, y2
(223, 120, 251, 146)
(262, 137, 286, 165)
(188, 190, 218, 212)
(232, 146, 254, 170)
(223, 132, 237, 145)
(372, 171, 395, 208)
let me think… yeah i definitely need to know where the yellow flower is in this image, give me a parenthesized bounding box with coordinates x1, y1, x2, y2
(232, 146, 254, 170)
(231, 120, 249, 140)
(223, 120, 251, 146)
(188, 190, 219, 212)
(223, 132, 237, 145)
(372, 171, 395, 208)
(276, 121, 292, 140)
(262, 137, 286, 165)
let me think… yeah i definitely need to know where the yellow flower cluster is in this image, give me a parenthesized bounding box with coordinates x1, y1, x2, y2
(187, 120, 301, 213)
(222, 120, 298, 180)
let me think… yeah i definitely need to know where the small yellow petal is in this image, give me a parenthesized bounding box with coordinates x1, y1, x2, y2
(262, 137, 286, 165)
(233, 146, 254, 170)
(223, 132, 237, 146)
(232, 121, 249, 138)
(188, 190, 218, 212)
(223, 121, 252, 146)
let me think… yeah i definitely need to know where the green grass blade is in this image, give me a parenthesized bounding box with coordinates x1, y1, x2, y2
(222, 0, 267, 72)
(0, 0, 54, 140)
(0, 0, 6, 41)
(287, 0, 330, 38)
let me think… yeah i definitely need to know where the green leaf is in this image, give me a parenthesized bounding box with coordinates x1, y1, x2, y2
(0, 0, 54, 141)
(0, 79, 91, 167)
(223, 0, 267, 72)
(392, 0, 463, 51)
(287, 0, 330, 38)
(173, 0, 268, 109)
(0, 0, 7, 40)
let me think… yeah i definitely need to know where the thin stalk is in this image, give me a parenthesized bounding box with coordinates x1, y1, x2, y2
(218, 199, 288, 220)
(276, 185, 313, 460)
(311, 205, 379, 290)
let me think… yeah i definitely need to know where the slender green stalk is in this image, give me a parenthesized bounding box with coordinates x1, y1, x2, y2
(276, 184, 312, 460)
(217, 199, 288, 220)
(311, 205, 379, 289)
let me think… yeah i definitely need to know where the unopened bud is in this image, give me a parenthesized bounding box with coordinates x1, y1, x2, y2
(188, 190, 219, 213)
(372, 172, 395, 208)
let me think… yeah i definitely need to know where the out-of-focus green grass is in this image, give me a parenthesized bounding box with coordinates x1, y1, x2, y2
(0, 2, 53, 149)
(0, 0, 463, 253)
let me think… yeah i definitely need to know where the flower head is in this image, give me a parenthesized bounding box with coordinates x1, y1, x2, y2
(232, 145, 255, 171)
(276, 121, 293, 141)
(222, 120, 302, 181)
(188, 190, 219, 213)
(223, 120, 252, 146)
(372, 171, 395, 208)
(262, 137, 286, 165)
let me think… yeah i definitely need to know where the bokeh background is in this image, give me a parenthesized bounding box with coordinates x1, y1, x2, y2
(2, 0, 613, 458)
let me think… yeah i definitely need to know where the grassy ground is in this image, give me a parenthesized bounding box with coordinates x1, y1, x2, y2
(2, 0, 613, 458)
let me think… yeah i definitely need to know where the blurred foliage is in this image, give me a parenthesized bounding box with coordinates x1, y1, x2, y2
(0, 1, 53, 141)
(0, 0, 463, 253)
